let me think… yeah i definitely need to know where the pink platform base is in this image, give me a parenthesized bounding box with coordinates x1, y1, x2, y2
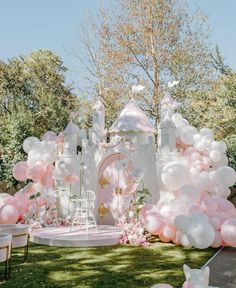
(30, 225, 122, 247)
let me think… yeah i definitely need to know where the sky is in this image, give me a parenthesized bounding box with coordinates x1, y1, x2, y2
(0, 0, 236, 89)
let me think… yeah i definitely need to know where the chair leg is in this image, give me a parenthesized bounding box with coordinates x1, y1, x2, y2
(23, 235, 29, 261)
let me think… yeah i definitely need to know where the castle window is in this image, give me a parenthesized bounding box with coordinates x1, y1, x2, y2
(162, 133, 169, 147)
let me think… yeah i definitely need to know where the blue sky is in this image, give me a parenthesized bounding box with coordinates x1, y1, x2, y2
(0, 0, 236, 88)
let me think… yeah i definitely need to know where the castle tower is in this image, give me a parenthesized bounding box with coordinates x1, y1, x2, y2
(90, 97, 106, 144)
(63, 120, 79, 155)
(158, 92, 177, 150)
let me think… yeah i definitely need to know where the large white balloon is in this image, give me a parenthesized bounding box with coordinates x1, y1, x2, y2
(161, 162, 190, 190)
(180, 126, 198, 145)
(179, 185, 200, 204)
(209, 150, 222, 162)
(186, 221, 215, 249)
(215, 166, 236, 187)
(23, 137, 40, 154)
(174, 215, 191, 232)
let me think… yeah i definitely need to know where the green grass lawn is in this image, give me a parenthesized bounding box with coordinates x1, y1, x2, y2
(0, 240, 216, 288)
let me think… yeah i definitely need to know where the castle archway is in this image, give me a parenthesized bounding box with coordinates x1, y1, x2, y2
(97, 152, 137, 225)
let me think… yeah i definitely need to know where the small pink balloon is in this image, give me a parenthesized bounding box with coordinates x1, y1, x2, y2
(215, 197, 235, 213)
(37, 196, 47, 207)
(14, 190, 30, 216)
(162, 225, 176, 239)
(221, 218, 236, 247)
(182, 281, 192, 288)
(44, 163, 55, 176)
(201, 196, 217, 215)
(159, 233, 171, 243)
(209, 216, 221, 231)
(56, 132, 64, 144)
(140, 203, 158, 218)
(28, 161, 46, 182)
(2, 195, 17, 206)
(12, 161, 28, 181)
(144, 212, 164, 235)
(211, 231, 222, 248)
(23, 182, 35, 195)
(40, 175, 54, 188)
(0, 204, 19, 224)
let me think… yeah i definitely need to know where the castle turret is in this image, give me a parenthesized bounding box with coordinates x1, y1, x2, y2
(63, 120, 79, 155)
(90, 97, 106, 144)
(158, 92, 177, 150)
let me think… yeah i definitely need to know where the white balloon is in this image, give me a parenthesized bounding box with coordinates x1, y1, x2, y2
(209, 150, 222, 162)
(179, 185, 200, 204)
(199, 128, 214, 139)
(161, 162, 190, 190)
(215, 166, 236, 187)
(214, 184, 231, 198)
(180, 126, 198, 145)
(180, 233, 192, 248)
(193, 133, 202, 143)
(187, 221, 215, 249)
(23, 137, 40, 154)
(211, 141, 227, 153)
(174, 215, 191, 232)
(213, 154, 228, 168)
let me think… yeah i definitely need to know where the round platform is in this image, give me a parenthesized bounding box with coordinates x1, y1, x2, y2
(30, 225, 122, 247)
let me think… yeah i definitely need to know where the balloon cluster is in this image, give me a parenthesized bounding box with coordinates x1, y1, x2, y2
(0, 131, 64, 224)
(141, 113, 236, 249)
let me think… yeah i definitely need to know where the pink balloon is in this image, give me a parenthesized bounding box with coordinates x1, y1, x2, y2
(144, 212, 164, 235)
(159, 233, 171, 243)
(12, 161, 28, 181)
(23, 182, 35, 195)
(40, 175, 54, 188)
(189, 204, 204, 214)
(211, 231, 222, 248)
(37, 196, 47, 207)
(28, 161, 46, 182)
(14, 190, 30, 216)
(56, 132, 64, 144)
(209, 216, 221, 231)
(0, 204, 19, 224)
(140, 203, 159, 219)
(182, 281, 192, 288)
(221, 218, 236, 247)
(162, 225, 176, 239)
(215, 197, 235, 213)
(44, 163, 55, 176)
(2, 195, 16, 206)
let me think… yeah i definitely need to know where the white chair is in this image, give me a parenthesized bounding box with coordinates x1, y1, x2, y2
(70, 190, 97, 233)
(0, 233, 12, 279)
(0, 224, 29, 261)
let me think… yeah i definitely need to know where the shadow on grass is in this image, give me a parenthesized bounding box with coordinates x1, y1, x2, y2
(0, 240, 216, 288)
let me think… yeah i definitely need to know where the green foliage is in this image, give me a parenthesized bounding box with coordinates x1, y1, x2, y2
(180, 72, 236, 170)
(0, 50, 80, 190)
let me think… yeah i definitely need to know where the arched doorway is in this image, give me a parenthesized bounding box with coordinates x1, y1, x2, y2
(97, 153, 137, 225)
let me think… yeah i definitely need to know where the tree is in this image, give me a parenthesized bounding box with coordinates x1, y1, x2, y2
(0, 50, 80, 190)
(182, 72, 236, 170)
(77, 0, 214, 126)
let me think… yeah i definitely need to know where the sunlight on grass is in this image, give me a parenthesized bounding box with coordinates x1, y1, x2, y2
(0, 241, 216, 288)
